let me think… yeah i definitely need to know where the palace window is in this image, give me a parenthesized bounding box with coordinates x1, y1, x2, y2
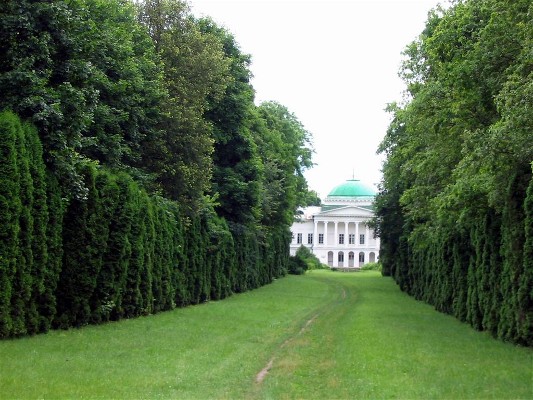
(338, 252, 344, 262)
(359, 234, 365, 244)
(318, 233, 324, 244)
(339, 233, 344, 244)
(359, 253, 365, 263)
(297, 233, 302, 244)
(307, 233, 313, 244)
(349, 234, 355, 244)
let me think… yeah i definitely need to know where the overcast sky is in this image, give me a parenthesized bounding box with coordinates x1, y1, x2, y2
(189, 0, 445, 197)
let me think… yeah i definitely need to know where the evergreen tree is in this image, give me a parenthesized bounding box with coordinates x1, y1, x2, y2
(519, 173, 533, 345)
(0, 111, 22, 337)
(10, 111, 33, 336)
(55, 164, 105, 328)
(24, 121, 49, 334)
(40, 171, 63, 332)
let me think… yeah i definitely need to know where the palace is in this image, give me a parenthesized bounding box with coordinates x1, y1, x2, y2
(290, 179, 380, 268)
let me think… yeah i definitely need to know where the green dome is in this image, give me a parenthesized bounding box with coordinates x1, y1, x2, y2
(328, 179, 376, 197)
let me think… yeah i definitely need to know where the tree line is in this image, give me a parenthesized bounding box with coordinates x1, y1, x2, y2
(374, 0, 532, 346)
(0, 0, 319, 338)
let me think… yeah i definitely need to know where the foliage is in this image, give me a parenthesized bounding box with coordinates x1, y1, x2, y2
(0, 0, 165, 200)
(374, 0, 533, 346)
(0, 0, 315, 337)
(288, 245, 323, 275)
(137, 1, 231, 212)
(0, 111, 50, 336)
(360, 262, 382, 272)
(288, 255, 308, 275)
(301, 190, 321, 207)
(201, 18, 262, 224)
(254, 101, 315, 227)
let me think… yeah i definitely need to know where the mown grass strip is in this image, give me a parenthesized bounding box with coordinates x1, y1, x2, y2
(0, 271, 531, 399)
(0, 274, 333, 399)
(259, 271, 532, 399)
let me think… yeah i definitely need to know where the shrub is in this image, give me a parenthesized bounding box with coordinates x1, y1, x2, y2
(297, 246, 322, 270)
(361, 262, 382, 272)
(288, 254, 307, 275)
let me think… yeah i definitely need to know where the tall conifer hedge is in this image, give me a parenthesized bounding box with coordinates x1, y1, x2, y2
(0, 111, 291, 338)
(0, 0, 310, 339)
(375, 0, 533, 346)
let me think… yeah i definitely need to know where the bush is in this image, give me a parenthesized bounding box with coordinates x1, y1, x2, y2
(298, 246, 322, 270)
(288, 254, 307, 275)
(361, 262, 382, 272)
(288, 245, 322, 275)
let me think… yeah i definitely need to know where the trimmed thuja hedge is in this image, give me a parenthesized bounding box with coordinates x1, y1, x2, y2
(0, 111, 289, 338)
(0, 111, 52, 336)
(383, 169, 533, 346)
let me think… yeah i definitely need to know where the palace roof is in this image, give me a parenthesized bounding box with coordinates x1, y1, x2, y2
(327, 179, 376, 198)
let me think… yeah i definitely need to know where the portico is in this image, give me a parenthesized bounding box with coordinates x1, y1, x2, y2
(290, 179, 380, 268)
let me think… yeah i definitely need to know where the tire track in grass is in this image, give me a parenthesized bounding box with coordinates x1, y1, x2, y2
(255, 358, 274, 384)
(255, 313, 319, 384)
(254, 275, 349, 386)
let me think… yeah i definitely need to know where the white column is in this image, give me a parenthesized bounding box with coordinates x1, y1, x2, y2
(344, 222, 348, 247)
(324, 222, 328, 246)
(313, 220, 318, 247)
(333, 251, 338, 267)
(334, 221, 338, 245)
(355, 222, 359, 247)
(366, 224, 370, 247)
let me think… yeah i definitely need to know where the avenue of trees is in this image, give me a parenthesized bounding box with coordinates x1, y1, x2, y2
(0, 0, 317, 338)
(374, 0, 532, 346)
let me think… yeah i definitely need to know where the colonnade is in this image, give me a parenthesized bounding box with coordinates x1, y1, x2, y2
(313, 220, 371, 247)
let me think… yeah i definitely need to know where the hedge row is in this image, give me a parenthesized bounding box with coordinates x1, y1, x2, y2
(388, 169, 533, 346)
(0, 111, 289, 338)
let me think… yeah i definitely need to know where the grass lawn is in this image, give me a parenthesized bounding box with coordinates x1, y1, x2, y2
(0, 270, 531, 399)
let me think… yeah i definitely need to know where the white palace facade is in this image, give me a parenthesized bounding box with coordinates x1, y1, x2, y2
(290, 179, 380, 268)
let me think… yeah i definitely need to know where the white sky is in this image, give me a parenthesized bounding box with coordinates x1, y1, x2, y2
(189, 0, 444, 198)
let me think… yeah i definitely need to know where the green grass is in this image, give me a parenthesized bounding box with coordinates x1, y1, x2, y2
(1, 271, 531, 399)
